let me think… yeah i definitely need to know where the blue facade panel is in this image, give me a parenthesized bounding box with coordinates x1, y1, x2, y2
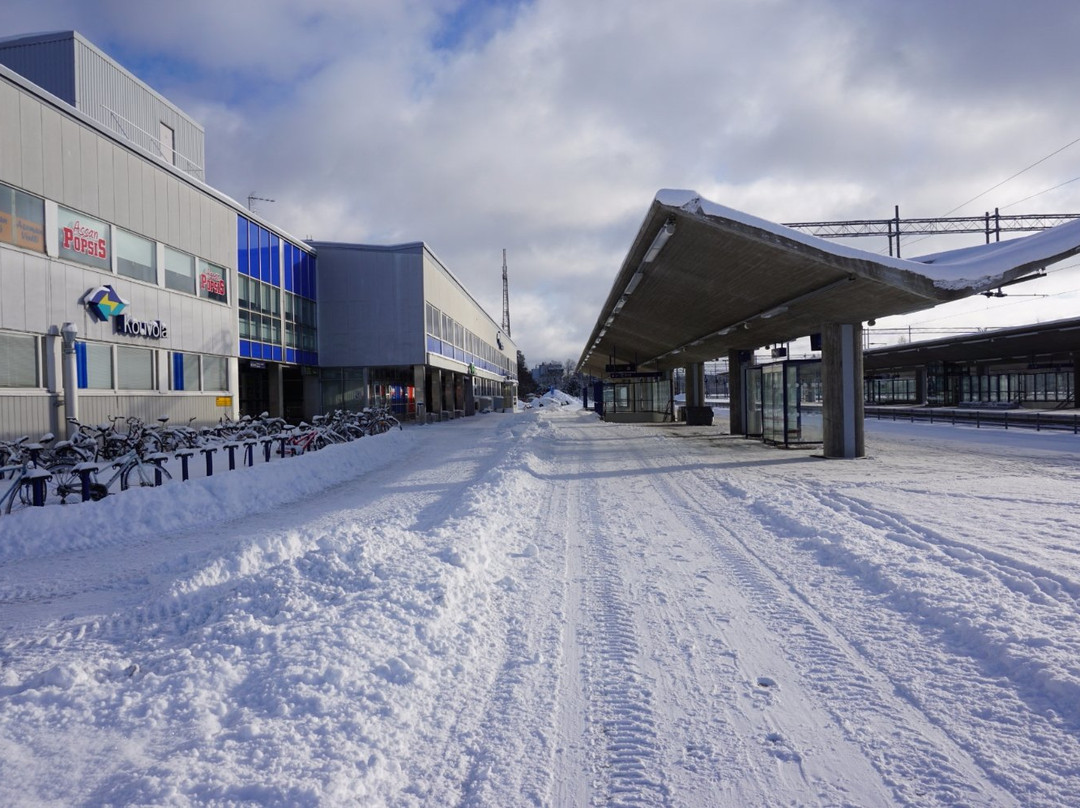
(259, 229, 271, 283)
(172, 353, 184, 390)
(237, 217, 249, 276)
(270, 235, 280, 286)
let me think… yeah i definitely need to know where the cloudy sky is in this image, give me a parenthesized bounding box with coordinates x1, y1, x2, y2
(7, 0, 1080, 363)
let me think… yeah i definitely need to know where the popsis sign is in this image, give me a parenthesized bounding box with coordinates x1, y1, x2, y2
(84, 285, 169, 340)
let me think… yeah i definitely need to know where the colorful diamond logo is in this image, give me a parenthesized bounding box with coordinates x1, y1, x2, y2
(86, 285, 129, 321)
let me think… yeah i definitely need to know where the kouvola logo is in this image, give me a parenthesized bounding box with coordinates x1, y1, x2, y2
(85, 285, 129, 321)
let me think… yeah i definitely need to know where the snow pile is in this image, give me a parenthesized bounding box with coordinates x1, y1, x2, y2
(535, 389, 581, 408)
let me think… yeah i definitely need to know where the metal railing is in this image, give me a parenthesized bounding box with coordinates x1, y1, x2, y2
(865, 405, 1080, 434)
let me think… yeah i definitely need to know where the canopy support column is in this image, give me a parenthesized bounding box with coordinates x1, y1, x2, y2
(728, 349, 747, 435)
(821, 322, 864, 458)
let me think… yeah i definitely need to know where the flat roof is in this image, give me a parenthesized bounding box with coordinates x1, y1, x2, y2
(579, 190, 1080, 376)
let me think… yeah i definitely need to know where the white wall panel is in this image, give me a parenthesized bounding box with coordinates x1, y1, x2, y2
(0, 80, 20, 186)
(17, 93, 44, 196)
(40, 105, 63, 202)
(78, 126, 98, 214)
(95, 137, 115, 222)
(60, 116, 82, 208)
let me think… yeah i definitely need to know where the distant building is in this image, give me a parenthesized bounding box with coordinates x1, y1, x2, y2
(532, 361, 564, 391)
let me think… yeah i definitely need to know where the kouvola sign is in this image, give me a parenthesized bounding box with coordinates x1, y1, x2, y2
(84, 284, 168, 340)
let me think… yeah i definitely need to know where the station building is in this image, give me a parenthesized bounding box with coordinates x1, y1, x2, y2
(0, 31, 515, 440)
(310, 242, 518, 421)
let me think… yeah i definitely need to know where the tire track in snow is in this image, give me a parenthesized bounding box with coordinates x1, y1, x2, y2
(576, 474, 670, 808)
(635, 458, 1020, 807)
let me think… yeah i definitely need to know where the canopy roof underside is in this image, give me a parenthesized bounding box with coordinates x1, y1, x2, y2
(579, 190, 1080, 376)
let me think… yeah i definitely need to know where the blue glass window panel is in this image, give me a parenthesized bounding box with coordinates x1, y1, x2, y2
(309, 253, 316, 299)
(270, 235, 280, 287)
(272, 345, 282, 362)
(283, 243, 294, 292)
(300, 251, 310, 299)
(286, 348, 296, 364)
(259, 228, 271, 283)
(237, 217, 249, 276)
(427, 335, 440, 353)
(172, 353, 185, 390)
(239, 339, 251, 358)
(247, 221, 260, 280)
(75, 341, 88, 388)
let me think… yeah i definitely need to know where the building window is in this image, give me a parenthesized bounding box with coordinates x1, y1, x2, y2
(164, 246, 196, 294)
(58, 208, 110, 271)
(115, 228, 156, 283)
(0, 331, 39, 387)
(78, 342, 113, 389)
(116, 345, 154, 390)
(0, 183, 45, 253)
(159, 122, 175, 165)
(204, 355, 227, 391)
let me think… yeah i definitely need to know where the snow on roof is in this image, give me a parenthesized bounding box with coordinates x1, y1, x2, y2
(656, 189, 1080, 292)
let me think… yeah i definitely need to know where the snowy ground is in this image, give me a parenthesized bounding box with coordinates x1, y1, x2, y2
(2, 396, 1080, 806)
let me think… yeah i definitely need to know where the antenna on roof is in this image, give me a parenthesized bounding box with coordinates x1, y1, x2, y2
(247, 194, 275, 214)
(501, 248, 512, 338)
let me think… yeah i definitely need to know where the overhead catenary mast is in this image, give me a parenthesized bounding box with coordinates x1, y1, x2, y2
(501, 248, 512, 338)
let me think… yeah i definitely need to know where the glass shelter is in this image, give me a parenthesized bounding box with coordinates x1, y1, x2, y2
(744, 359, 823, 447)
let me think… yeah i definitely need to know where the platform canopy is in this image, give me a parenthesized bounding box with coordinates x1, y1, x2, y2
(578, 190, 1080, 376)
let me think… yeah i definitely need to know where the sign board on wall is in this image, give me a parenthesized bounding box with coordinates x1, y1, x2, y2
(59, 208, 110, 271)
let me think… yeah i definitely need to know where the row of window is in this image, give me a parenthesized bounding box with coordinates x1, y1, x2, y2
(0, 331, 227, 392)
(237, 217, 317, 300)
(425, 303, 512, 376)
(52, 205, 230, 303)
(76, 342, 228, 391)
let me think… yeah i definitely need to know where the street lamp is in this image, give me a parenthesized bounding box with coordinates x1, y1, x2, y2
(60, 322, 79, 436)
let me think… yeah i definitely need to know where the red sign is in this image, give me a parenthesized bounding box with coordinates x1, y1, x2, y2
(200, 269, 226, 296)
(62, 220, 108, 260)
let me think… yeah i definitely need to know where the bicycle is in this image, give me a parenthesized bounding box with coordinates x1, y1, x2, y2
(0, 438, 55, 515)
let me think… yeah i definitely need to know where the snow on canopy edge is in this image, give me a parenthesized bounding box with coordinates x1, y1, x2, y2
(653, 189, 1080, 292)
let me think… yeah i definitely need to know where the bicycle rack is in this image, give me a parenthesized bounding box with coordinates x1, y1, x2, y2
(147, 454, 169, 486)
(223, 442, 240, 471)
(176, 450, 195, 482)
(73, 461, 102, 502)
(22, 467, 52, 507)
(200, 446, 218, 476)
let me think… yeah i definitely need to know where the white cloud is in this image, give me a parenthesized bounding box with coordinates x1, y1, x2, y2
(6, 0, 1080, 362)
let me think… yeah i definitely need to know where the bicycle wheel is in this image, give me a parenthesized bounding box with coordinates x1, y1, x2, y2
(121, 461, 173, 490)
(45, 462, 81, 504)
(2, 477, 29, 515)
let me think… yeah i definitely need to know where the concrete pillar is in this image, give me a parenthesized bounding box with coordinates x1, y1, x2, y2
(727, 349, 745, 435)
(821, 322, 864, 459)
(413, 365, 426, 423)
(465, 372, 476, 416)
(685, 362, 706, 407)
(443, 372, 455, 417)
(430, 368, 443, 420)
(271, 364, 285, 418)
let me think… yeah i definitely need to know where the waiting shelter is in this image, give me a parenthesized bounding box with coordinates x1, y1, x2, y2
(578, 190, 1080, 457)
